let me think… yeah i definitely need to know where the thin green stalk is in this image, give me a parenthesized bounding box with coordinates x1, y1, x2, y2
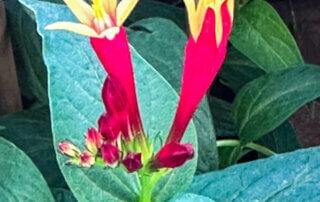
(138, 170, 166, 202)
(217, 139, 276, 164)
(216, 139, 241, 147)
(246, 142, 276, 156)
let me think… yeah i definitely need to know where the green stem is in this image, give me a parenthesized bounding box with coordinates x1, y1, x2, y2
(138, 172, 164, 202)
(217, 139, 276, 157)
(246, 142, 276, 156)
(216, 139, 241, 147)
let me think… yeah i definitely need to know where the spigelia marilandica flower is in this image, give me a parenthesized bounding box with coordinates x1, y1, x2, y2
(151, 0, 234, 169)
(47, 0, 149, 170)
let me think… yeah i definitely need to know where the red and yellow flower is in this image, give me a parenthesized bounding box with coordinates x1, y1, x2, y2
(152, 0, 234, 168)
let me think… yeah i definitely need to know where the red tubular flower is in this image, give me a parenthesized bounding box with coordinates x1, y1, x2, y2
(166, 0, 234, 144)
(151, 0, 234, 169)
(122, 152, 143, 173)
(90, 28, 145, 140)
(45, 0, 144, 141)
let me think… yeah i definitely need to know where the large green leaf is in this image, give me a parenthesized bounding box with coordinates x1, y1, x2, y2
(187, 146, 320, 201)
(219, 47, 265, 93)
(0, 106, 66, 188)
(128, 17, 218, 173)
(0, 137, 54, 202)
(5, 0, 48, 104)
(52, 188, 77, 202)
(20, 0, 197, 201)
(230, 0, 303, 72)
(170, 193, 214, 202)
(257, 121, 301, 154)
(232, 65, 320, 145)
(128, 0, 187, 32)
(209, 97, 237, 138)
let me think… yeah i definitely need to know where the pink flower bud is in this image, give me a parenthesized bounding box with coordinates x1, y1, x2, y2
(85, 128, 103, 155)
(59, 141, 81, 157)
(80, 150, 95, 168)
(122, 152, 142, 173)
(101, 77, 133, 141)
(151, 142, 194, 169)
(98, 113, 121, 142)
(101, 143, 121, 167)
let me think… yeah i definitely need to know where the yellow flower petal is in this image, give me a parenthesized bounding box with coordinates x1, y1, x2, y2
(183, 0, 198, 39)
(102, 0, 118, 20)
(45, 22, 98, 37)
(227, 0, 235, 20)
(99, 27, 120, 40)
(64, 0, 95, 26)
(116, 0, 139, 26)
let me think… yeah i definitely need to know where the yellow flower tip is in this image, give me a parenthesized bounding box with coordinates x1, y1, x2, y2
(46, 0, 138, 38)
(63, 0, 95, 26)
(184, 0, 234, 43)
(44, 22, 98, 37)
(116, 0, 139, 26)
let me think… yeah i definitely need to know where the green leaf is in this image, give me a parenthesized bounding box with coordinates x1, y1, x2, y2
(230, 0, 303, 72)
(0, 137, 54, 202)
(219, 47, 265, 93)
(0, 125, 4, 130)
(187, 146, 320, 201)
(170, 193, 214, 202)
(128, 1, 187, 32)
(6, 0, 48, 104)
(257, 121, 301, 154)
(0, 106, 66, 188)
(20, 0, 198, 201)
(127, 17, 218, 173)
(217, 146, 237, 170)
(52, 188, 77, 202)
(232, 65, 320, 145)
(209, 97, 237, 138)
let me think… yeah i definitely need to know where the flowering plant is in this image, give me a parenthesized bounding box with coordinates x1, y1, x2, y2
(45, 0, 234, 200)
(1, 0, 320, 201)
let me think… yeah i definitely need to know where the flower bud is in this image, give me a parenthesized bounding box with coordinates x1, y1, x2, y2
(85, 128, 103, 155)
(102, 77, 127, 117)
(151, 142, 194, 169)
(122, 152, 142, 173)
(80, 150, 95, 168)
(59, 141, 81, 157)
(98, 113, 121, 142)
(101, 143, 121, 168)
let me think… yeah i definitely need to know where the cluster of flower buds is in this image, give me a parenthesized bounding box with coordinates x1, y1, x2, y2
(59, 113, 143, 172)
